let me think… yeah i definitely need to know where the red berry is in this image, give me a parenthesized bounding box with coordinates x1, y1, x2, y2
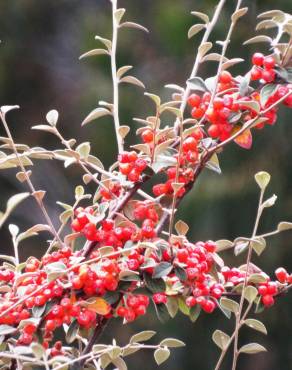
(153, 293, 167, 304)
(201, 299, 216, 313)
(208, 124, 220, 138)
(45, 320, 56, 332)
(262, 69, 275, 83)
(191, 107, 205, 119)
(128, 169, 140, 182)
(141, 129, 154, 143)
(252, 52, 264, 66)
(83, 223, 97, 241)
(24, 324, 37, 335)
(251, 67, 262, 81)
(186, 296, 196, 307)
(188, 93, 201, 108)
(219, 71, 232, 84)
(262, 294, 274, 307)
(213, 97, 224, 110)
(263, 56, 276, 70)
(275, 267, 288, 283)
(152, 183, 167, 197)
(182, 137, 198, 152)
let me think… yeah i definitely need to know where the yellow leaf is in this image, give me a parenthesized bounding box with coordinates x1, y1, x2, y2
(87, 298, 111, 315)
(233, 127, 252, 149)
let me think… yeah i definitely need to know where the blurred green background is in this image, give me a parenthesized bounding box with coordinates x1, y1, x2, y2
(0, 0, 292, 369)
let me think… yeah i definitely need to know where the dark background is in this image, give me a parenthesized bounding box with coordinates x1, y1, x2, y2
(0, 1, 291, 369)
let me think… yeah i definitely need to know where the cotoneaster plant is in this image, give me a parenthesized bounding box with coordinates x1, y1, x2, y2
(0, 1, 291, 370)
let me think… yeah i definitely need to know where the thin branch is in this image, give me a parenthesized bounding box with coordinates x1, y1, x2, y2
(0, 112, 63, 247)
(231, 186, 264, 370)
(174, 0, 227, 133)
(111, 0, 123, 153)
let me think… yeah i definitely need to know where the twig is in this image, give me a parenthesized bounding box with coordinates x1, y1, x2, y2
(174, 0, 227, 133)
(111, 0, 123, 153)
(0, 111, 63, 247)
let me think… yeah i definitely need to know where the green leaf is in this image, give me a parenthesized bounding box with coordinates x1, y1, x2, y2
(81, 107, 111, 126)
(46, 110, 59, 126)
(260, 84, 278, 108)
(76, 142, 91, 160)
(120, 76, 145, 89)
(255, 171, 271, 190)
(218, 303, 232, 319)
(66, 319, 79, 344)
(238, 100, 260, 114)
(154, 348, 170, 365)
(32, 304, 47, 318)
(191, 11, 209, 23)
(277, 221, 292, 231)
(166, 297, 179, 318)
(244, 319, 267, 335)
(215, 239, 233, 252)
(153, 262, 173, 279)
(120, 21, 149, 33)
(248, 273, 267, 284)
(79, 48, 109, 59)
(206, 154, 221, 174)
(174, 267, 187, 282)
(75, 185, 85, 199)
(0, 192, 30, 228)
(261, 194, 277, 208)
(178, 297, 190, 316)
(187, 77, 208, 92)
(103, 291, 120, 305)
(189, 305, 201, 323)
(175, 220, 189, 236)
(112, 356, 127, 370)
(31, 343, 45, 359)
(244, 286, 258, 303)
(231, 7, 248, 22)
(130, 331, 156, 344)
(243, 35, 272, 45)
(144, 93, 161, 107)
(95, 36, 112, 51)
(160, 338, 185, 348)
(16, 224, 51, 245)
(239, 73, 251, 96)
(114, 8, 126, 24)
(234, 241, 249, 256)
(154, 303, 170, 323)
(188, 24, 205, 39)
(251, 237, 266, 256)
(212, 330, 230, 350)
(144, 273, 166, 293)
(0, 325, 16, 335)
(239, 343, 267, 354)
(220, 298, 239, 314)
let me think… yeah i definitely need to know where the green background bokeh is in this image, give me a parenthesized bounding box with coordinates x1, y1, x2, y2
(0, 1, 291, 369)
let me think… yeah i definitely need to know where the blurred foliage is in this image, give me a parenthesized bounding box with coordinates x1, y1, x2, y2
(0, 0, 292, 369)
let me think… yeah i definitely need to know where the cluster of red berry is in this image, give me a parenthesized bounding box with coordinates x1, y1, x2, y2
(187, 54, 292, 144)
(0, 224, 291, 353)
(116, 294, 150, 322)
(99, 181, 121, 201)
(152, 128, 203, 198)
(251, 53, 277, 83)
(118, 151, 148, 182)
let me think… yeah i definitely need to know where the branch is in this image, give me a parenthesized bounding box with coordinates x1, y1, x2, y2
(0, 111, 63, 247)
(174, 0, 227, 133)
(111, 0, 123, 153)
